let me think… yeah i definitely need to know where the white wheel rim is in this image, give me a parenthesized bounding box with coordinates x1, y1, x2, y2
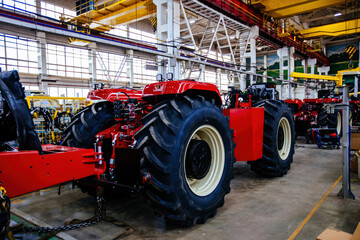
(337, 112, 342, 134)
(277, 117, 291, 161)
(184, 125, 225, 197)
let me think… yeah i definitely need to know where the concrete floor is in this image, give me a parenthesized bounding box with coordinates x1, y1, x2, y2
(8, 140, 360, 240)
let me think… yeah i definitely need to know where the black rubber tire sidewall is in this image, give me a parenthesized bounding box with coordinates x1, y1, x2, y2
(174, 105, 233, 216)
(251, 100, 295, 177)
(61, 101, 114, 148)
(136, 96, 234, 224)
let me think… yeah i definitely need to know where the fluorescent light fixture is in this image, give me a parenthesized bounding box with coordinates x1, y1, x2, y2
(189, 19, 196, 24)
(68, 38, 90, 46)
(230, 35, 235, 39)
(334, 12, 342, 17)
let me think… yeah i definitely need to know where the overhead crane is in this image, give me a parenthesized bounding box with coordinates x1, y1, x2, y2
(299, 18, 360, 39)
(69, 0, 156, 32)
(250, 0, 355, 18)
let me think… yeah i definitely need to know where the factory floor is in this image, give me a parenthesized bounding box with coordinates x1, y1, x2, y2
(8, 139, 360, 240)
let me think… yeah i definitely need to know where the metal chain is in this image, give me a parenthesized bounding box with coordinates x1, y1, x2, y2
(14, 196, 104, 234)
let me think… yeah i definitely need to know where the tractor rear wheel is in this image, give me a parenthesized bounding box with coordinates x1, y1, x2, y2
(135, 95, 235, 225)
(61, 101, 114, 148)
(250, 100, 295, 177)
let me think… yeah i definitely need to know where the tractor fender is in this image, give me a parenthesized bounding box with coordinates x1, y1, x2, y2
(142, 80, 222, 106)
(87, 88, 143, 103)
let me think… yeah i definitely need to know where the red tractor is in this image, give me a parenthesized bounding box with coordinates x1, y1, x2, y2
(284, 98, 342, 139)
(0, 70, 295, 226)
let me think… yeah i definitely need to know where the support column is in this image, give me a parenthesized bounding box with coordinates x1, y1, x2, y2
(289, 47, 295, 99)
(277, 47, 289, 99)
(216, 68, 221, 91)
(354, 75, 359, 98)
(126, 49, 134, 88)
(36, 31, 47, 93)
(35, 0, 41, 16)
(263, 55, 267, 83)
(249, 26, 258, 85)
(317, 66, 330, 75)
(88, 42, 97, 86)
(154, 0, 181, 80)
(308, 58, 317, 98)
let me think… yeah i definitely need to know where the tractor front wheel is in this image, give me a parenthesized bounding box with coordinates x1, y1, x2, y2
(135, 96, 234, 225)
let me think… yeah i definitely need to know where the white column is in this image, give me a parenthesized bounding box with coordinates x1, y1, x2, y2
(36, 0, 41, 16)
(88, 42, 97, 86)
(36, 32, 47, 93)
(263, 55, 267, 83)
(216, 68, 221, 91)
(126, 49, 134, 88)
(154, 0, 181, 80)
(249, 26, 258, 85)
(289, 47, 295, 99)
(317, 66, 330, 75)
(308, 58, 317, 98)
(277, 47, 289, 99)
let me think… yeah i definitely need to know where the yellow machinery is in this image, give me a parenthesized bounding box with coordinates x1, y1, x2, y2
(291, 67, 360, 97)
(26, 96, 88, 144)
(290, 72, 343, 87)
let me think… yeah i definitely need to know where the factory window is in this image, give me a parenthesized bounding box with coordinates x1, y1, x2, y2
(49, 87, 89, 98)
(40, 2, 75, 19)
(46, 43, 89, 79)
(129, 28, 156, 44)
(0, 33, 38, 74)
(1, 0, 36, 15)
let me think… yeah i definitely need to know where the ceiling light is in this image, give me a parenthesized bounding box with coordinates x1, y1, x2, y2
(230, 36, 235, 39)
(189, 19, 196, 24)
(334, 12, 342, 17)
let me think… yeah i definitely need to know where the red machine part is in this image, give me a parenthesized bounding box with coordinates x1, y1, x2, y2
(0, 145, 105, 198)
(223, 108, 264, 162)
(87, 88, 143, 102)
(284, 99, 304, 111)
(294, 110, 318, 122)
(303, 98, 341, 104)
(142, 80, 222, 103)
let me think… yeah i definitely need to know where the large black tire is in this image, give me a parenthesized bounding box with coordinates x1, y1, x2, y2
(135, 95, 235, 225)
(61, 101, 114, 148)
(318, 107, 342, 136)
(250, 100, 295, 177)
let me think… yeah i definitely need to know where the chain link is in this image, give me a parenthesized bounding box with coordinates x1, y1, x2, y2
(14, 196, 104, 234)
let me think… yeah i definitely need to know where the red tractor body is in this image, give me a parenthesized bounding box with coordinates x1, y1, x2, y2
(284, 98, 341, 137)
(0, 71, 294, 225)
